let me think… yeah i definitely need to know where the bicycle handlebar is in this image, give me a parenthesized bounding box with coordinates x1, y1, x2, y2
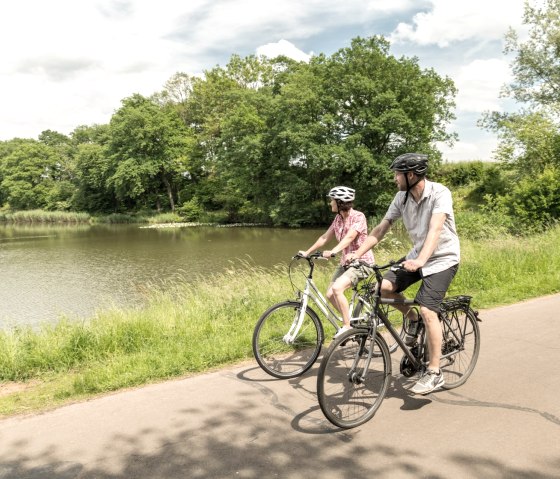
(293, 251, 336, 260)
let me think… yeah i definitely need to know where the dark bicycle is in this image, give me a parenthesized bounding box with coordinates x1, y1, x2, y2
(316, 261, 481, 429)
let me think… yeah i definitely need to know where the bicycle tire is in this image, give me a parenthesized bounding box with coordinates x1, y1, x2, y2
(440, 307, 480, 389)
(352, 301, 406, 353)
(317, 328, 391, 429)
(252, 300, 323, 379)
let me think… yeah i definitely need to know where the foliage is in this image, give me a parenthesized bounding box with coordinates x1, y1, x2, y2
(503, 0, 560, 106)
(106, 94, 195, 212)
(495, 167, 560, 232)
(477, 0, 560, 230)
(0, 35, 457, 226)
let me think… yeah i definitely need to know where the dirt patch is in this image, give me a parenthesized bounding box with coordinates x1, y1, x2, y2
(0, 381, 39, 398)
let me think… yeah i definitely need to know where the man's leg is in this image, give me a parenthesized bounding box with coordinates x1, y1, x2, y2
(420, 306, 442, 371)
(411, 265, 458, 394)
(380, 279, 419, 325)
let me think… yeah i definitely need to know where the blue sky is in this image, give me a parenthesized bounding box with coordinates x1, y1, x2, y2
(0, 0, 529, 161)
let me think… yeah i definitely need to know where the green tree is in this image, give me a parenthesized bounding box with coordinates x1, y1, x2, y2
(0, 140, 63, 209)
(479, 0, 560, 229)
(106, 94, 194, 212)
(503, 0, 560, 106)
(265, 36, 457, 224)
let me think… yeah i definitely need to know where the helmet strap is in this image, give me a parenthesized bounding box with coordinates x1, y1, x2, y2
(403, 173, 422, 205)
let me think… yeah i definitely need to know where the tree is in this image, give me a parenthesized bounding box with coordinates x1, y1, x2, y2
(106, 94, 194, 212)
(0, 140, 67, 210)
(503, 0, 560, 107)
(479, 0, 560, 230)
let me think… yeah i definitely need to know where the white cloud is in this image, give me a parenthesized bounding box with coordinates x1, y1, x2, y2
(0, 0, 528, 154)
(454, 58, 512, 112)
(437, 136, 498, 162)
(256, 40, 311, 62)
(391, 0, 525, 47)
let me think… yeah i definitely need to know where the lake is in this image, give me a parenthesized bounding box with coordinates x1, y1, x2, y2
(0, 223, 326, 328)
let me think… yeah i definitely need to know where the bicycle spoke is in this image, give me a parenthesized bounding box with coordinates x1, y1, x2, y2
(440, 308, 480, 389)
(253, 301, 322, 379)
(317, 331, 391, 428)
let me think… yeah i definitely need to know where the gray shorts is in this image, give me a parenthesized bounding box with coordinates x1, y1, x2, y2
(384, 260, 459, 313)
(331, 263, 374, 287)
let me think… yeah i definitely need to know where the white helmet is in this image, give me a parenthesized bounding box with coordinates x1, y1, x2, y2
(327, 186, 355, 202)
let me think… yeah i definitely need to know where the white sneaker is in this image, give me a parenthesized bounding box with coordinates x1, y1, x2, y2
(411, 369, 445, 395)
(333, 325, 352, 339)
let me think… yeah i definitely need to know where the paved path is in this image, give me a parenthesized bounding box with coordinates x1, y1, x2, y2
(1, 295, 559, 478)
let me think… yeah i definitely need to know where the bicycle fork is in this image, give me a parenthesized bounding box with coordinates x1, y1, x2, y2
(283, 287, 311, 344)
(347, 321, 378, 385)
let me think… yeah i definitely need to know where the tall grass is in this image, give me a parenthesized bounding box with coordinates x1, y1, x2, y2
(1, 226, 559, 415)
(1, 210, 91, 224)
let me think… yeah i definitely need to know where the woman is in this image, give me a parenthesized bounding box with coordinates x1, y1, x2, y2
(299, 186, 375, 338)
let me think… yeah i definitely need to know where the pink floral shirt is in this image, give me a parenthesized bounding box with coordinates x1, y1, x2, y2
(327, 209, 375, 265)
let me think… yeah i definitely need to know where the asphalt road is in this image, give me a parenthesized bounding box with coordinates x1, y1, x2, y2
(1, 294, 559, 478)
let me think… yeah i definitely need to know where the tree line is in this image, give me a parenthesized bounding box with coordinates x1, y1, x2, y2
(0, 36, 457, 226)
(2, 0, 560, 232)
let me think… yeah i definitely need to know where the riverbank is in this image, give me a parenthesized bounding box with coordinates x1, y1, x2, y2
(1, 226, 559, 417)
(0, 209, 269, 228)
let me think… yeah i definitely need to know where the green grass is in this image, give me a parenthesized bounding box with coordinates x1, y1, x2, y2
(1, 226, 560, 416)
(0, 209, 91, 223)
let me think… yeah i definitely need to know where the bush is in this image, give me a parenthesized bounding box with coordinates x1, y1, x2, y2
(177, 198, 203, 221)
(497, 167, 560, 232)
(434, 161, 487, 187)
(148, 212, 183, 224)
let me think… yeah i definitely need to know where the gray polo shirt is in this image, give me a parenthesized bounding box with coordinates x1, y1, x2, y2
(384, 179, 460, 276)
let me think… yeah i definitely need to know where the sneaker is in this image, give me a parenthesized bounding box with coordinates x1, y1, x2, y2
(404, 320, 421, 346)
(411, 369, 444, 395)
(333, 325, 352, 339)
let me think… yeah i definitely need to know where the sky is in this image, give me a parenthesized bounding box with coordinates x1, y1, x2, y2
(0, 0, 530, 161)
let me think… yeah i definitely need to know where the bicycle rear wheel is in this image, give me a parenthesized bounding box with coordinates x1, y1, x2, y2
(352, 301, 406, 353)
(440, 307, 480, 389)
(252, 301, 323, 379)
(317, 328, 391, 429)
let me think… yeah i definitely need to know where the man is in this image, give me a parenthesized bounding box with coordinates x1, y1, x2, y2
(348, 153, 460, 394)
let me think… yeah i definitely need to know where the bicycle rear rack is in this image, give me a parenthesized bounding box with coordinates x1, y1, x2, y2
(440, 295, 472, 312)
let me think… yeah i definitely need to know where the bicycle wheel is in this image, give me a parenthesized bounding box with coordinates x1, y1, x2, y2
(352, 301, 406, 353)
(440, 307, 480, 389)
(317, 328, 391, 429)
(252, 301, 323, 379)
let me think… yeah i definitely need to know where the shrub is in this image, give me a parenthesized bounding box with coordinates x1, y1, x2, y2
(177, 198, 203, 221)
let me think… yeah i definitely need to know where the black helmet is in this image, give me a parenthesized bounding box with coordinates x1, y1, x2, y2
(390, 153, 428, 176)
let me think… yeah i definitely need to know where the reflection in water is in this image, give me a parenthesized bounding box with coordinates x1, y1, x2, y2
(0, 224, 326, 328)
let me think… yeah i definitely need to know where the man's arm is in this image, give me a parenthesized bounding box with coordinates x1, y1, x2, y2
(402, 212, 446, 271)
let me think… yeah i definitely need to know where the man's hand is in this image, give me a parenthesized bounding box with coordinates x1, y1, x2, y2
(345, 252, 360, 264)
(401, 259, 424, 272)
(322, 250, 334, 258)
(297, 250, 308, 257)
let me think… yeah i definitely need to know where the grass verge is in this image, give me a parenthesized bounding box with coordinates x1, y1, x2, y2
(1, 226, 560, 416)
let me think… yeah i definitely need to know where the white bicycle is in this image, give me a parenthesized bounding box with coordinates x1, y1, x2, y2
(252, 252, 409, 379)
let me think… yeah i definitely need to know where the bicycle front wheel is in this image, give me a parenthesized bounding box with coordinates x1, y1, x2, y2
(441, 307, 480, 389)
(252, 301, 323, 379)
(317, 328, 391, 429)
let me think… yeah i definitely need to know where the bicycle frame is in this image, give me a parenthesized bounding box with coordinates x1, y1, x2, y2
(368, 277, 469, 371)
(284, 255, 367, 344)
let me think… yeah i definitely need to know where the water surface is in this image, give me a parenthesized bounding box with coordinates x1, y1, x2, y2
(0, 224, 325, 328)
